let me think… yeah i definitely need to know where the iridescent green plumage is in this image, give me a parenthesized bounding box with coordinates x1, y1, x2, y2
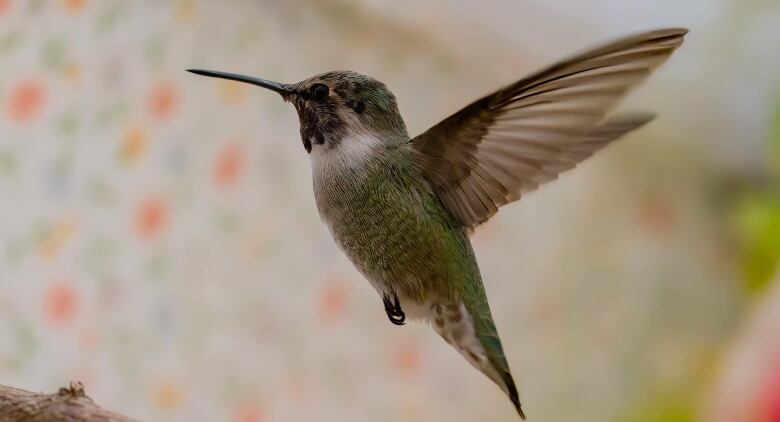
(313, 144, 523, 416)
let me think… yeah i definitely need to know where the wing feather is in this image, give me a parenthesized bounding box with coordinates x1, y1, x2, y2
(411, 28, 687, 229)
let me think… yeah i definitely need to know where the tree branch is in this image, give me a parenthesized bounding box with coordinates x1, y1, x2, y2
(0, 381, 137, 422)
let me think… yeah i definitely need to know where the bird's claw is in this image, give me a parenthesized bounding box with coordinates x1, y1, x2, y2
(383, 293, 405, 326)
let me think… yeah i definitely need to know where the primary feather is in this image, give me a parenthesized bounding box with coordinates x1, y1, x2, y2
(412, 28, 687, 229)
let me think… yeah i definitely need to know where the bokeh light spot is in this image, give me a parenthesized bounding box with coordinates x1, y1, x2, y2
(7, 80, 45, 123)
(44, 281, 79, 326)
(214, 143, 244, 188)
(135, 196, 169, 240)
(148, 82, 178, 120)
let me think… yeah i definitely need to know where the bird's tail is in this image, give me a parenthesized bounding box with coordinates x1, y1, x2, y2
(432, 299, 525, 419)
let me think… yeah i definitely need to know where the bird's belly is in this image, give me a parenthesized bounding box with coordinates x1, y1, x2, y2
(316, 181, 474, 314)
(324, 204, 443, 297)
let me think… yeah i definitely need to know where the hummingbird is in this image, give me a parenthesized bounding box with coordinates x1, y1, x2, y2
(189, 28, 687, 419)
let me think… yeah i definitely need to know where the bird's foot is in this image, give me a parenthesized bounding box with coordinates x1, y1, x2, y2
(382, 293, 405, 326)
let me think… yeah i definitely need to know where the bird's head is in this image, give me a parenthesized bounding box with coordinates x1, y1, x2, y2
(188, 69, 408, 153)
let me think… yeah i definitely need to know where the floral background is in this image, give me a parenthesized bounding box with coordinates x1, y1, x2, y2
(0, 0, 779, 421)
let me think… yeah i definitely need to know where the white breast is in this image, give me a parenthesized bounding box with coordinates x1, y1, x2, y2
(309, 134, 384, 184)
(309, 134, 386, 224)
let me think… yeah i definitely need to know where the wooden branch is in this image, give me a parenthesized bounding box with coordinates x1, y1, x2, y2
(0, 381, 137, 422)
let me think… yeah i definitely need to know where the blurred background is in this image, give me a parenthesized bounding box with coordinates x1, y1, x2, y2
(0, 0, 779, 421)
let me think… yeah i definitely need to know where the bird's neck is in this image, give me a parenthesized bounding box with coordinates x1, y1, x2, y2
(309, 128, 412, 176)
(309, 133, 413, 209)
(310, 134, 383, 178)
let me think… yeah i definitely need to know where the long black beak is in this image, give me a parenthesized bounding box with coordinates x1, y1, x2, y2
(187, 69, 291, 95)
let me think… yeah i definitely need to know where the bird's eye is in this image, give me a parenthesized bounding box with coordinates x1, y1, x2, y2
(310, 84, 329, 101)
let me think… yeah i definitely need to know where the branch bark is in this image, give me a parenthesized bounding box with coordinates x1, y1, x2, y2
(0, 381, 137, 422)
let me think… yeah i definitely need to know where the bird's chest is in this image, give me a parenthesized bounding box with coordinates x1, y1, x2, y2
(308, 138, 477, 312)
(311, 151, 439, 288)
(314, 164, 423, 271)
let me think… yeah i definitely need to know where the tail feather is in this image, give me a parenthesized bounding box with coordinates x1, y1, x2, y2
(432, 301, 525, 419)
(505, 372, 526, 419)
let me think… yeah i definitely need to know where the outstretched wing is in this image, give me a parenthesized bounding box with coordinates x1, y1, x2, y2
(411, 28, 687, 229)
